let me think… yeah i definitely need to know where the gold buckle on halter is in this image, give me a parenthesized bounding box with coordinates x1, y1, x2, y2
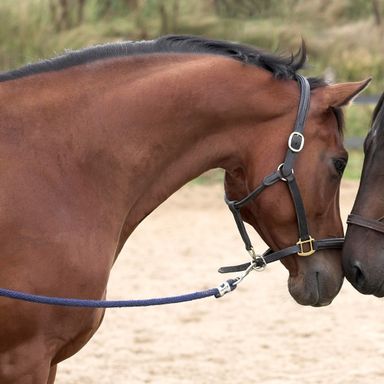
(297, 236, 316, 256)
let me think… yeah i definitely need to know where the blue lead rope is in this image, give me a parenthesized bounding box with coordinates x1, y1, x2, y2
(0, 279, 238, 308)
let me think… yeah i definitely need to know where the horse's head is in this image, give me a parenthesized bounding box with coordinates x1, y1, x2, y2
(343, 92, 384, 297)
(224, 76, 370, 306)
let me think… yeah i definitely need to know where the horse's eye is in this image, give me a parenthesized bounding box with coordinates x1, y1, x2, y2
(333, 158, 347, 175)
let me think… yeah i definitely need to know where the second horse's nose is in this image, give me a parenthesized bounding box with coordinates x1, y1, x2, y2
(352, 262, 367, 291)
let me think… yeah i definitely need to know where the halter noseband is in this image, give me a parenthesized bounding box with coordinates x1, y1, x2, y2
(220, 74, 344, 274)
(347, 214, 384, 234)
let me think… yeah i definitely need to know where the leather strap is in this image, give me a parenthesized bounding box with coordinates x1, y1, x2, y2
(218, 237, 344, 273)
(282, 74, 311, 176)
(347, 214, 384, 234)
(286, 173, 310, 241)
(225, 170, 282, 251)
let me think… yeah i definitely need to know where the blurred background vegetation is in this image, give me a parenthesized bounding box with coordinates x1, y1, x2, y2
(0, 0, 383, 179)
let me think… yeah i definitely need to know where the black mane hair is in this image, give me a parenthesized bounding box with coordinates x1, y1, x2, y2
(0, 35, 323, 87)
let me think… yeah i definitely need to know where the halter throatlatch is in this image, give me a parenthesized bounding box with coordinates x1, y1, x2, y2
(220, 74, 344, 275)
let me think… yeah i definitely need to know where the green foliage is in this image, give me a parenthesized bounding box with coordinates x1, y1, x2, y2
(344, 104, 374, 138)
(214, 0, 298, 18)
(344, 150, 365, 180)
(342, 105, 373, 179)
(343, 0, 373, 20)
(0, 0, 51, 68)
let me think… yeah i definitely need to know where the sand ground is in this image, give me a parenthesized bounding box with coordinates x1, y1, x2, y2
(55, 180, 384, 384)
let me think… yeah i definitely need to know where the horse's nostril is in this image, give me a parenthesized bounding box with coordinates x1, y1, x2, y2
(353, 264, 366, 289)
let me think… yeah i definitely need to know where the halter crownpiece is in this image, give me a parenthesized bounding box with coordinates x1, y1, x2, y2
(220, 74, 344, 274)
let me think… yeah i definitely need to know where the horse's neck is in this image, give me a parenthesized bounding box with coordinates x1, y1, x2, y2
(4, 55, 294, 247)
(102, 56, 276, 235)
(82, 56, 294, 241)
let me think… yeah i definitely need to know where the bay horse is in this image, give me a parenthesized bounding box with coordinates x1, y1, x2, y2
(0, 35, 369, 382)
(343, 92, 384, 296)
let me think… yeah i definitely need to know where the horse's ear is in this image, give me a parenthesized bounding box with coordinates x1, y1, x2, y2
(325, 78, 371, 107)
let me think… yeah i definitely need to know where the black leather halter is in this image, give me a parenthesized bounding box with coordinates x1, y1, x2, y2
(347, 214, 384, 234)
(220, 74, 344, 274)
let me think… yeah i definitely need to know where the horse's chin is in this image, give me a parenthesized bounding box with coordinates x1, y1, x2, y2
(374, 285, 384, 298)
(368, 274, 384, 298)
(287, 271, 342, 307)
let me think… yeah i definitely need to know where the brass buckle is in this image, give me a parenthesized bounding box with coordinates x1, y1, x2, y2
(297, 236, 316, 256)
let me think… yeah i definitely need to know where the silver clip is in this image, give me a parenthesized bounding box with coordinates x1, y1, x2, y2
(232, 248, 267, 287)
(233, 261, 257, 286)
(217, 247, 267, 294)
(248, 247, 267, 271)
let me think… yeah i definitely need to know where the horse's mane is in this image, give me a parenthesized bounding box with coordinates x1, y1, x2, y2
(0, 35, 323, 86)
